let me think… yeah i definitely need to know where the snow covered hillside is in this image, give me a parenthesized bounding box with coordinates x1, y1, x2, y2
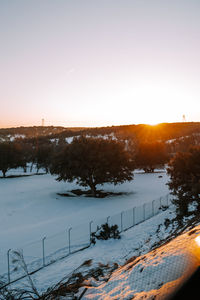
(82, 224, 200, 300)
(7, 194, 200, 300)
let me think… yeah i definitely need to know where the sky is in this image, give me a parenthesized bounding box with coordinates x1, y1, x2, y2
(0, 0, 200, 128)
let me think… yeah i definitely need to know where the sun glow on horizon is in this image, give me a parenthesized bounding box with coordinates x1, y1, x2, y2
(0, 1, 200, 127)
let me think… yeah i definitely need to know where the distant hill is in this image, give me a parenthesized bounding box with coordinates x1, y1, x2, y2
(0, 126, 86, 142)
(57, 122, 200, 143)
(0, 122, 200, 143)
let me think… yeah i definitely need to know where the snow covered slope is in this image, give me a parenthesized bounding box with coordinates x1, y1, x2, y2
(8, 197, 200, 300)
(82, 225, 200, 300)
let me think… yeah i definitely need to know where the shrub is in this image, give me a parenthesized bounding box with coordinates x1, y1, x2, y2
(91, 223, 121, 244)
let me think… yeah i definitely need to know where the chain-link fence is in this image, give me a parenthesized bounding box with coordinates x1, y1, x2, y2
(0, 193, 172, 287)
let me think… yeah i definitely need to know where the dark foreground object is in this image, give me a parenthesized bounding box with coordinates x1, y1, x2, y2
(171, 267, 200, 299)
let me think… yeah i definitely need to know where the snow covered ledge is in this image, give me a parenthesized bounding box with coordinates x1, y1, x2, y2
(82, 226, 200, 300)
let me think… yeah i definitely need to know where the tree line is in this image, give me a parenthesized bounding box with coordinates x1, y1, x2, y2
(1, 135, 200, 224)
(0, 137, 169, 178)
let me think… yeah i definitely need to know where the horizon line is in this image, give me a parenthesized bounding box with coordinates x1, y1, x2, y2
(0, 121, 200, 130)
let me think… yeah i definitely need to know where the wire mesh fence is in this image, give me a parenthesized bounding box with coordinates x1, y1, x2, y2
(0, 193, 172, 287)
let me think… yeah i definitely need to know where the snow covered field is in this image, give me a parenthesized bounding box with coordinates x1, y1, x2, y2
(0, 169, 169, 253)
(1, 168, 199, 299)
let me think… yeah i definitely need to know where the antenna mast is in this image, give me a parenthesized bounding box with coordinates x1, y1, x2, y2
(182, 115, 186, 122)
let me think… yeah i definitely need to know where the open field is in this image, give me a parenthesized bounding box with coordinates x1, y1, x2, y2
(0, 169, 169, 252)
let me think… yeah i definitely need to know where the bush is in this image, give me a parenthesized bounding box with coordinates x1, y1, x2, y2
(91, 223, 121, 244)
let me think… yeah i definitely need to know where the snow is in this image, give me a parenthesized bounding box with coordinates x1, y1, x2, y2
(7, 201, 200, 300)
(65, 136, 74, 143)
(7, 203, 175, 291)
(3, 168, 192, 299)
(9, 134, 26, 141)
(165, 138, 177, 144)
(86, 134, 117, 140)
(50, 138, 59, 144)
(0, 134, 26, 142)
(64, 134, 116, 144)
(0, 170, 169, 253)
(50, 134, 116, 145)
(83, 226, 200, 299)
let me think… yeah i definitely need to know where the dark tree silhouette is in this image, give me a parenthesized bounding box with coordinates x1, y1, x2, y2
(167, 146, 200, 222)
(50, 136, 134, 197)
(0, 142, 25, 177)
(135, 142, 168, 173)
(35, 144, 53, 173)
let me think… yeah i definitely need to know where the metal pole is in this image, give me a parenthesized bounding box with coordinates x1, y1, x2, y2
(7, 249, 11, 283)
(107, 216, 110, 225)
(152, 200, 155, 216)
(121, 212, 123, 232)
(42, 237, 46, 267)
(143, 203, 146, 220)
(159, 197, 162, 209)
(89, 221, 93, 244)
(133, 207, 135, 226)
(68, 227, 72, 254)
(166, 194, 169, 206)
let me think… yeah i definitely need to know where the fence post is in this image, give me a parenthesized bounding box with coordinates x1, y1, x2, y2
(152, 200, 155, 216)
(68, 227, 72, 254)
(89, 221, 93, 244)
(42, 237, 46, 267)
(143, 203, 146, 220)
(166, 194, 169, 206)
(7, 249, 11, 283)
(133, 207, 135, 226)
(159, 197, 162, 209)
(121, 212, 123, 232)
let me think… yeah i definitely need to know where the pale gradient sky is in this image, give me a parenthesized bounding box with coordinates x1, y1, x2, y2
(0, 0, 200, 128)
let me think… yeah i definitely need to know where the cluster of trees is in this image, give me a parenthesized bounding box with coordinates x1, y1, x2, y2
(2, 122, 200, 144)
(135, 142, 168, 173)
(0, 143, 26, 177)
(0, 140, 54, 177)
(0, 136, 169, 180)
(73, 122, 200, 144)
(1, 132, 200, 217)
(0, 124, 200, 230)
(1, 134, 200, 228)
(166, 134, 200, 155)
(0, 126, 67, 139)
